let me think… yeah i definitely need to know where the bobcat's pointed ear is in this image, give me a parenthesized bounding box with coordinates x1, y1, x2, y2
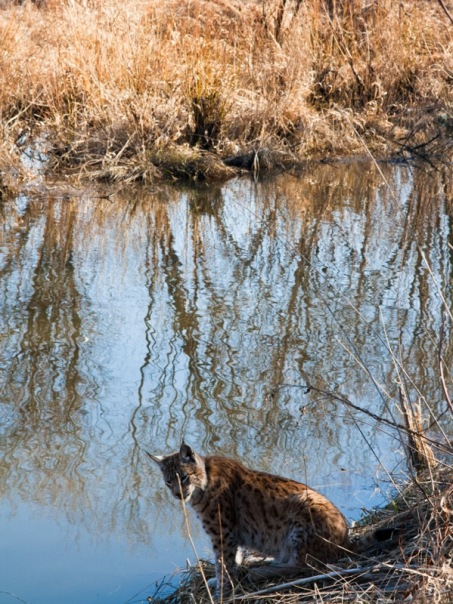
(180, 442, 196, 463)
(145, 451, 164, 466)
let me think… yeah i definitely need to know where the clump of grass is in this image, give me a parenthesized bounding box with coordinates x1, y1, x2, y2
(0, 0, 452, 183)
(0, 124, 28, 198)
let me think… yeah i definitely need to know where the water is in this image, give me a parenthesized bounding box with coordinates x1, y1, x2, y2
(0, 162, 452, 604)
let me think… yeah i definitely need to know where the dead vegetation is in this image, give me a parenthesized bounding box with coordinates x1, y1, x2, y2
(0, 0, 452, 186)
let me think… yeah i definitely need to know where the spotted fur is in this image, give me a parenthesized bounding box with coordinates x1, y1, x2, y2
(149, 444, 350, 596)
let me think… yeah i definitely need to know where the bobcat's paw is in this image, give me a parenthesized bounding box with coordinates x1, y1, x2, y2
(206, 577, 232, 601)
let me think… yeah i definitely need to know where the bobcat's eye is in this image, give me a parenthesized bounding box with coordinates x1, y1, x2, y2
(165, 480, 172, 487)
(180, 474, 189, 485)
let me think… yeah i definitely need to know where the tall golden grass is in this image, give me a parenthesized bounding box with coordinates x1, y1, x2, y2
(0, 0, 452, 183)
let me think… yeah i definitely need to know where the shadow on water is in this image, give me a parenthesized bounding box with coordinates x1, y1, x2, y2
(0, 162, 452, 603)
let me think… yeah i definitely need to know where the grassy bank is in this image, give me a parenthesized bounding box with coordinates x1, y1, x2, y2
(1, 0, 453, 185)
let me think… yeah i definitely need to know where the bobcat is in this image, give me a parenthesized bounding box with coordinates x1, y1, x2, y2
(149, 443, 351, 598)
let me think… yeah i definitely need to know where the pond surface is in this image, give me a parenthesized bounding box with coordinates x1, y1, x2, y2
(0, 162, 452, 604)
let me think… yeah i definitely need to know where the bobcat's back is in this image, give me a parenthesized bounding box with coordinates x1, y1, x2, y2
(194, 453, 349, 563)
(150, 444, 350, 595)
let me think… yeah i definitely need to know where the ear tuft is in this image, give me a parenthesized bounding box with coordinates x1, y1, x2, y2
(180, 442, 196, 464)
(145, 451, 164, 465)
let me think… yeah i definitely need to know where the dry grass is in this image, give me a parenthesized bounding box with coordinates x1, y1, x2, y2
(0, 0, 452, 185)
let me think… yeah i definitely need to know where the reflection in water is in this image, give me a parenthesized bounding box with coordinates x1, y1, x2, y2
(0, 163, 452, 601)
(1, 200, 87, 509)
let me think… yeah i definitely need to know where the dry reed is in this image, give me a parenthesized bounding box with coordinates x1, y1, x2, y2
(0, 0, 452, 185)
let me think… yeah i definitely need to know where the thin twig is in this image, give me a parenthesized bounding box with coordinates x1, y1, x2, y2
(437, 0, 453, 26)
(0, 594, 29, 604)
(439, 314, 453, 416)
(419, 247, 453, 322)
(272, 382, 451, 455)
(177, 476, 216, 604)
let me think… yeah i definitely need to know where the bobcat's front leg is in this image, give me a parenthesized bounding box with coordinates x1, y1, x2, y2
(208, 540, 238, 599)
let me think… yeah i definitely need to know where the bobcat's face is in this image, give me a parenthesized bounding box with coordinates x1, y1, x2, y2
(148, 443, 207, 503)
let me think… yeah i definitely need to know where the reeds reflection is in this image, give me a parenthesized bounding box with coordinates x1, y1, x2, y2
(0, 164, 452, 551)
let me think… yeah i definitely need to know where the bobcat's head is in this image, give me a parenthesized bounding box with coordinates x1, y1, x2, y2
(148, 443, 207, 503)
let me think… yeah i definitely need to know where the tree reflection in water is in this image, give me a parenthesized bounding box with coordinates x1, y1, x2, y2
(0, 163, 452, 551)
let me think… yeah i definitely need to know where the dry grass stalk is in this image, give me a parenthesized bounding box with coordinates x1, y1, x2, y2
(398, 388, 437, 474)
(0, 0, 452, 183)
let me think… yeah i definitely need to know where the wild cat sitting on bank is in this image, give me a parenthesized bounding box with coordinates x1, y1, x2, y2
(148, 443, 351, 598)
